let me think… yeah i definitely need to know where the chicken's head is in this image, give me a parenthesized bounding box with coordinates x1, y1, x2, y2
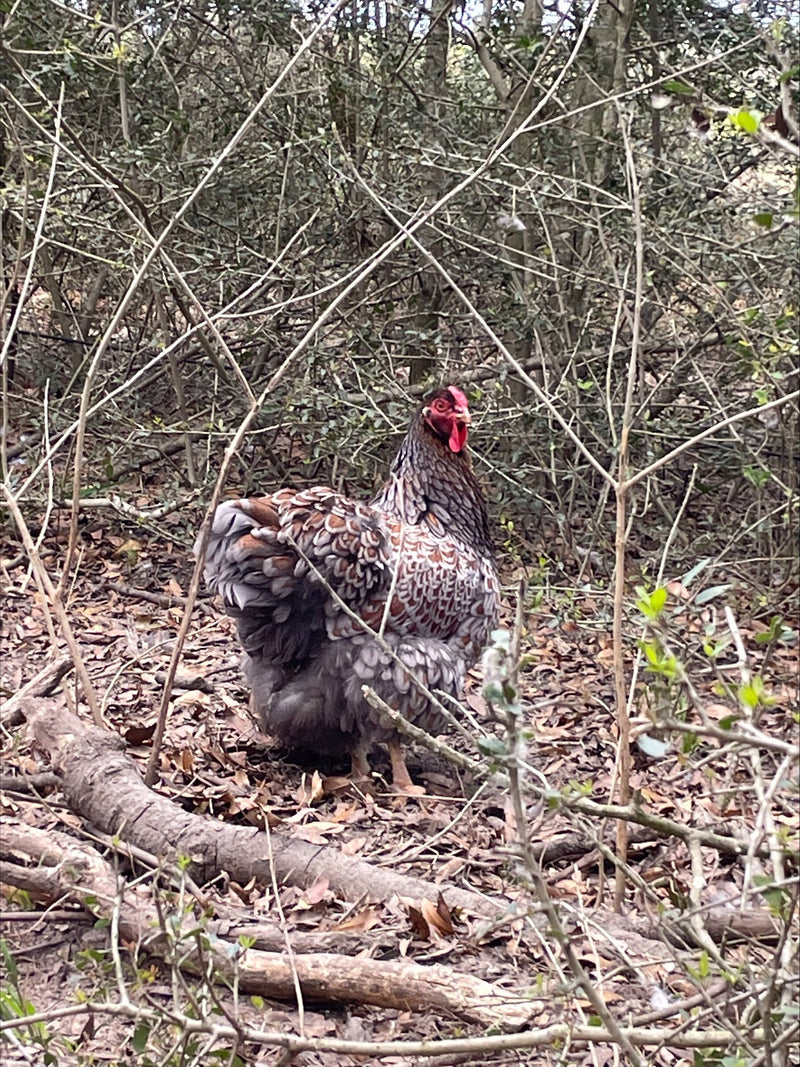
(422, 386, 471, 453)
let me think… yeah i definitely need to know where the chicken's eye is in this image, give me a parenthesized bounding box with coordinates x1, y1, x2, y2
(432, 399, 448, 413)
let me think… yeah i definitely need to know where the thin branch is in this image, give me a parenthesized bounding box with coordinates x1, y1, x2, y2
(2, 490, 102, 724)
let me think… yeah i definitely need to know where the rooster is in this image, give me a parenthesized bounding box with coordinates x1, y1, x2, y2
(199, 386, 499, 793)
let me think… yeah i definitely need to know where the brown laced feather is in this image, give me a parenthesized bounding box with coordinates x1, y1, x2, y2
(198, 388, 499, 787)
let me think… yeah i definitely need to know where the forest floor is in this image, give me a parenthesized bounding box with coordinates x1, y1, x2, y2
(1, 493, 798, 1066)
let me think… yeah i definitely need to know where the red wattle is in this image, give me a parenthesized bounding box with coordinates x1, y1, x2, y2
(449, 422, 467, 453)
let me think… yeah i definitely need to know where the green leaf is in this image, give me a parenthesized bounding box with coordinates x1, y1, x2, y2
(695, 584, 732, 605)
(742, 465, 770, 488)
(651, 586, 667, 612)
(754, 616, 796, 644)
(754, 875, 786, 914)
(643, 641, 661, 667)
(482, 682, 505, 705)
(728, 108, 761, 133)
(753, 212, 773, 228)
(132, 1022, 150, 1053)
(662, 79, 693, 95)
(739, 677, 770, 709)
(477, 736, 507, 758)
(682, 731, 700, 754)
(636, 585, 668, 620)
(0, 940, 19, 988)
(681, 557, 711, 586)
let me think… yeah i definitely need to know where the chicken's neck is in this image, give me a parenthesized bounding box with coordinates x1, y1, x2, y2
(372, 420, 494, 558)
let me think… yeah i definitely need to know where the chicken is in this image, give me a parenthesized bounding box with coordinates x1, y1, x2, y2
(198, 386, 499, 792)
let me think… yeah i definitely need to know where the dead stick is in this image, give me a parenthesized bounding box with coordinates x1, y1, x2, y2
(0, 654, 72, 727)
(107, 581, 212, 614)
(1, 818, 533, 1029)
(0, 494, 102, 725)
(25, 698, 506, 918)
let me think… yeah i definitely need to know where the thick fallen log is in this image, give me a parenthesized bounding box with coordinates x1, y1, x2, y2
(20, 700, 780, 960)
(0, 817, 534, 1029)
(24, 699, 503, 919)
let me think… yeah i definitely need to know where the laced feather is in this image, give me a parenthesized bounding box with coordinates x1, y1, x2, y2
(199, 389, 500, 784)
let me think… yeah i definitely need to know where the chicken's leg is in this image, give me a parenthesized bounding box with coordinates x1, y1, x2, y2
(350, 744, 371, 781)
(388, 739, 425, 795)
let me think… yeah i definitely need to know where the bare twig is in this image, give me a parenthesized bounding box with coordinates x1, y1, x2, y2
(1, 492, 102, 724)
(360, 686, 489, 779)
(611, 112, 646, 913)
(54, 493, 200, 521)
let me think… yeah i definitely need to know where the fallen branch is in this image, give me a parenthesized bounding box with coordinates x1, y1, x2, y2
(0, 769, 60, 794)
(0, 994, 762, 1056)
(54, 492, 199, 522)
(0, 817, 534, 1029)
(0, 654, 73, 728)
(24, 698, 503, 918)
(107, 581, 213, 617)
(20, 699, 780, 951)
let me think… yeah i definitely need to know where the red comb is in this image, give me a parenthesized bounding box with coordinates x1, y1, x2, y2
(446, 385, 469, 411)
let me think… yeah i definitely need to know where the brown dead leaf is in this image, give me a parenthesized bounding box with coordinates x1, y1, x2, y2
(405, 904, 430, 940)
(299, 878, 330, 907)
(333, 906, 380, 933)
(402, 894, 454, 941)
(243, 807, 282, 830)
(227, 794, 256, 815)
(114, 538, 142, 565)
(705, 702, 736, 720)
(229, 878, 257, 905)
(123, 722, 156, 745)
(224, 712, 266, 741)
(292, 821, 346, 845)
(297, 1012, 336, 1039)
(340, 836, 367, 856)
(166, 578, 183, 597)
(436, 856, 464, 881)
(295, 770, 324, 808)
(665, 580, 691, 600)
(173, 689, 210, 707)
(427, 893, 454, 935)
(321, 775, 353, 794)
(329, 801, 361, 823)
(577, 989, 624, 1005)
(464, 691, 489, 717)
